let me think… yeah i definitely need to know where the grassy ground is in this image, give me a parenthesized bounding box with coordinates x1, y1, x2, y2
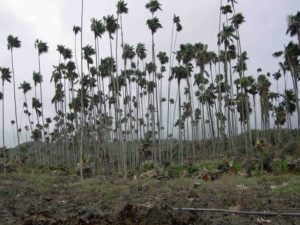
(1, 170, 300, 225)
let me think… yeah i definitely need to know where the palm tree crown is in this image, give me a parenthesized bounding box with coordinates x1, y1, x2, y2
(104, 15, 119, 39)
(117, 0, 128, 15)
(0, 68, 12, 84)
(7, 35, 21, 50)
(136, 43, 147, 60)
(146, 17, 162, 34)
(91, 18, 106, 38)
(19, 81, 32, 94)
(287, 12, 300, 37)
(145, 0, 161, 14)
(73, 25, 81, 35)
(35, 39, 49, 55)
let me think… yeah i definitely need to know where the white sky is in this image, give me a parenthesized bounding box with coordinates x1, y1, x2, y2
(0, 0, 299, 147)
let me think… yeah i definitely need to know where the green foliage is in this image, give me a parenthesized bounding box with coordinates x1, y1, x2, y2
(186, 165, 199, 174)
(166, 164, 185, 178)
(141, 161, 154, 172)
(272, 160, 289, 174)
(217, 160, 230, 172)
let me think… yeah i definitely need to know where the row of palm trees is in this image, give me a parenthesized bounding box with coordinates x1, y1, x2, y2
(1, 1, 300, 178)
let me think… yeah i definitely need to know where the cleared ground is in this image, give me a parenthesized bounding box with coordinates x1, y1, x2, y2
(1, 171, 300, 225)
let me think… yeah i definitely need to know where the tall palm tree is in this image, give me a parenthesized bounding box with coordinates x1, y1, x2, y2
(248, 79, 258, 141)
(257, 74, 271, 132)
(146, 5, 163, 160)
(0, 68, 11, 173)
(136, 43, 147, 138)
(104, 14, 119, 121)
(35, 39, 49, 141)
(172, 65, 188, 165)
(7, 35, 21, 158)
(167, 15, 182, 150)
(116, 0, 128, 71)
(79, 0, 84, 179)
(122, 43, 135, 136)
(177, 43, 196, 157)
(157, 51, 169, 139)
(90, 18, 105, 68)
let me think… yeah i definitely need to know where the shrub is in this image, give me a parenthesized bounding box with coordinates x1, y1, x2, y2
(217, 161, 230, 172)
(187, 165, 199, 174)
(166, 164, 185, 178)
(273, 160, 289, 174)
(141, 160, 154, 172)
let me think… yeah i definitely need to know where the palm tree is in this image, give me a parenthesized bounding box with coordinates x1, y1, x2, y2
(239, 76, 254, 141)
(104, 14, 119, 120)
(122, 43, 135, 138)
(194, 43, 211, 143)
(287, 12, 300, 46)
(32, 71, 42, 125)
(90, 18, 105, 68)
(157, 51, 169, 139)
(283, 89, 297, 125)
(116, 0, 128, 70)
(166, 15, 182, 158)
(248, 79, 258, 141)
(146, 3, 163, 160)
(177, 43, 196, 157)
(19, 81, 33, 133)
(172, 65, 188, 165)
(146, 17, 162, 35)
(257, 74, 271, 132)
(7, 35, 21, 159)
(273, 70, 282, 102)
(136, 43, 147, 138)
(79, 0, 84, 179)
(117, 1, 128, 17)
(285, 42, 300, 129)
(35, 39, 49, 141)
(0, 68, 11, 173)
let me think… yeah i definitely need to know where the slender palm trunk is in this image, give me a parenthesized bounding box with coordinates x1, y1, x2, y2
(37, 54, 45, 141)
(11, 49, 20, 165)
(80, 0, 84, 180)
(2, 82, 6, 173)
(167, 22, 175, 150)
(178, 80, 183, 165)
(185, 73, 195, 159)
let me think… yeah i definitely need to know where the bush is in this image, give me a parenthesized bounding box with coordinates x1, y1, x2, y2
(187, 165, 199, 174)
(141, 161, 154, 172)
(217, 161, 230, 172)
(166, 164, 185, 178)
(273, 160, 289, 174)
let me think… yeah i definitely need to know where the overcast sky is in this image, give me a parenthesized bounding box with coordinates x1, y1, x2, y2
(0, 0, 299, 147)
